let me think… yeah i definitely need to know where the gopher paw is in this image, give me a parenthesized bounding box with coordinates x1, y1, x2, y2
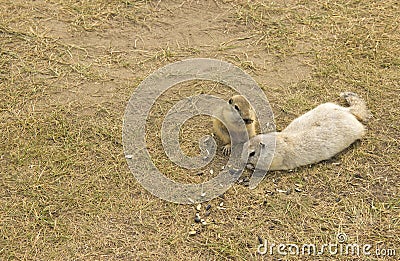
(222, 144, 231, 156)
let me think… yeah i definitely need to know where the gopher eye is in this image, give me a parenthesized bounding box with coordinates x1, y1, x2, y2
(249, 151, 256, 157)
(244, 119, 253, 125)
(234, 105, 239, 111)
(228, 99, 233, 104)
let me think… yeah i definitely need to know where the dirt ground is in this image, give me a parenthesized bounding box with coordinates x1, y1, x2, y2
(1, 0, 399, 260)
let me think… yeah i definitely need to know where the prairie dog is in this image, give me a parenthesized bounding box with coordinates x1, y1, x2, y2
(213, 95, 257, 155)
(244, 92, 370, 171)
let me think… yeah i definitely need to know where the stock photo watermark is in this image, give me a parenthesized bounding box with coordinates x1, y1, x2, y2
(257, 233, 396, 258)
(122, 58, 275, 204)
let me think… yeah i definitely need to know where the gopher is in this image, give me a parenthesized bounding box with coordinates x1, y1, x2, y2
(213, 95, 257, 155)
(244, 92, 370, 171)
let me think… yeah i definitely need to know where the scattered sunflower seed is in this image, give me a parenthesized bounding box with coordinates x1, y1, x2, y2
(189, 230, 197, 236)
(294, 187, 302, 192)
(206, 204, 211, 211)
(125, 154, 133, 159)
(269, 225, 275, 230)
(354, 173, 363, 179)
(194, 216, 201, 223)
(258, 235, 264, 245)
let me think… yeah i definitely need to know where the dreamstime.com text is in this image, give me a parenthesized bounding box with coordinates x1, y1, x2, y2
(257, 239, 396, 257)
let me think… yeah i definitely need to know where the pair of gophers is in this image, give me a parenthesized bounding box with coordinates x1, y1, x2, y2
(212, 92, 370, 171)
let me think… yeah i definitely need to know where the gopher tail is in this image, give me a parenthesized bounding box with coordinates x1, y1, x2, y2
(340, 92, 371, 122)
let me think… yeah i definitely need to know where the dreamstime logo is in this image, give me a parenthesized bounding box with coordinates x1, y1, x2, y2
(122, 58, 275, 204)
(257, 233, 397, 257)
(337, 232, 348, 243)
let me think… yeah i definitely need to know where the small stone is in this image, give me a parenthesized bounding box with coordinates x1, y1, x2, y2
(219, 202, 224, 207)
(206, 204, 211, 211)
(271, 219, 280, 225)
(229, 169, 239, 175)
(196, 204, 201, 211)
(189, 230, 197, 236)
(194, 216, 201, 223)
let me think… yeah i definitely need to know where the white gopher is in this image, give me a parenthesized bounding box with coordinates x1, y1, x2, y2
(244, 92, 370, 171)
(213, 95, 257, 155)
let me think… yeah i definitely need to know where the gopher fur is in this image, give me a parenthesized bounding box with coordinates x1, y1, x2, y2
(244, 92, 370, 171)
(213, 95, 257, 155)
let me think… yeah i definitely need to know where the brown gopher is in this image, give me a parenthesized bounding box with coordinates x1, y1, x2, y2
(244, 92, 370, 171)
(213, 95, 257, 155)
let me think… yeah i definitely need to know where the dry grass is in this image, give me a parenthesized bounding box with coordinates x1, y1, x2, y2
(1, 0, 399, 260)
